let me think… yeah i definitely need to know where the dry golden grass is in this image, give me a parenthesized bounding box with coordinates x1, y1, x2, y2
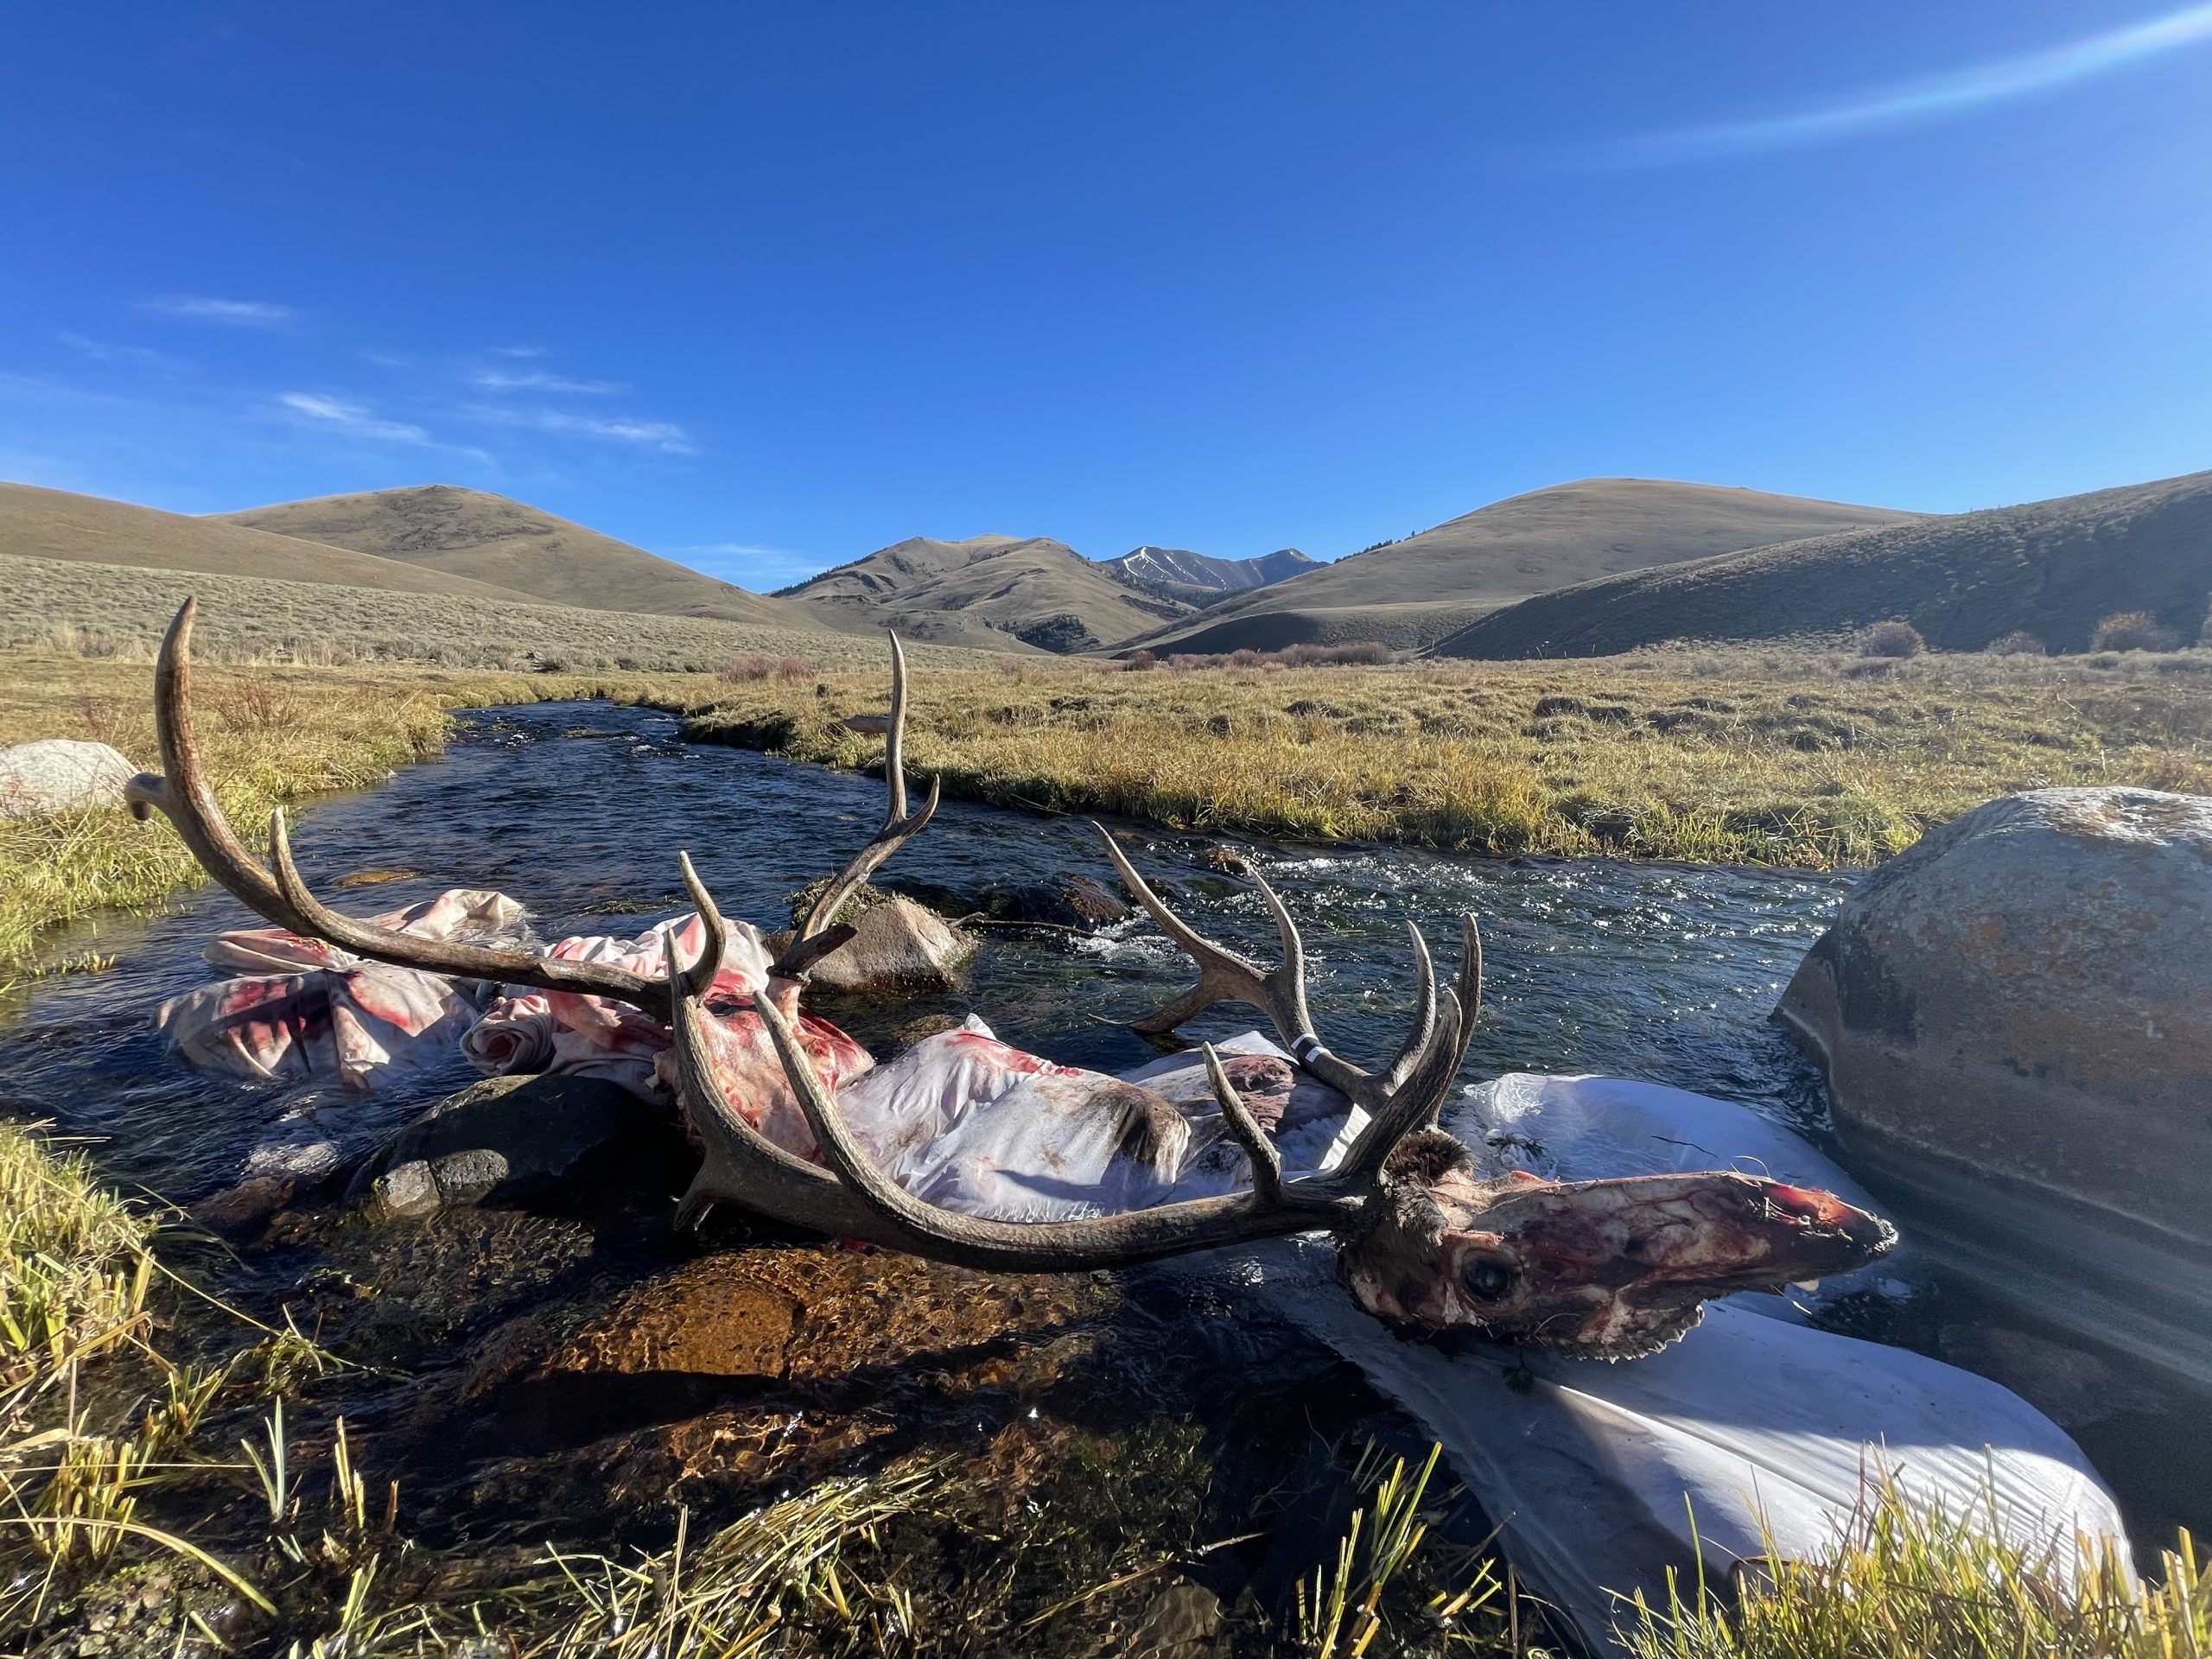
(12, 640, 2209, 990)
(683, 647, 2212, 868)
(0, 650, 715, 984)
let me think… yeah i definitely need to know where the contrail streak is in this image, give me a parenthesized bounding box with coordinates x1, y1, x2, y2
(1594, 3, 2212, 167)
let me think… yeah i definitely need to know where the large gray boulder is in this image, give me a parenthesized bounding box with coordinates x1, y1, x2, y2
(0, 739, 137, 818)
(1777, 787, 2212, 1389)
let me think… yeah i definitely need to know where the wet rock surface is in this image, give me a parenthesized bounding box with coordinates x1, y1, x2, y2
(772, 892, 977, 993)
(981, 873, 1131, 930)
(480, 1246, 1120, 1471)
(345, 1072, 678, 1219)
(1777, 786, 2212, 1389)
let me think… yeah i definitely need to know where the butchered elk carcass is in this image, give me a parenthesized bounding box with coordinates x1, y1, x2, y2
(128, 597, 1895, 1361)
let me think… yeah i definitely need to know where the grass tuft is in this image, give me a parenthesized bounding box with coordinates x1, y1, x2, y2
(1623, 1472, 2209, 1659)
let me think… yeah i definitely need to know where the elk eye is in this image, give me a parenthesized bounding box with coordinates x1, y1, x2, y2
(1463, 1260, 1514, 1300)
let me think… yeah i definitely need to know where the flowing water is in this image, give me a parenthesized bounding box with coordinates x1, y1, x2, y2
(2, 701, 2192, 1642)
(0, 700, 1850, 1201)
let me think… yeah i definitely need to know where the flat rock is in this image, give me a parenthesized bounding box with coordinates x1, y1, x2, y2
(773, 892, 976, 993)
(0, 739, 137, 818)
(346, 1072, 656, 1219)
(1777, 786, 2212, 1389)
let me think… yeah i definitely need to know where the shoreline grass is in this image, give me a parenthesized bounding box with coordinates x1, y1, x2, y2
(683, 648, 2212, 869)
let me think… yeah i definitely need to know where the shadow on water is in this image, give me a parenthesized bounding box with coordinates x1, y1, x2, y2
(1, 699, 2196, 1640)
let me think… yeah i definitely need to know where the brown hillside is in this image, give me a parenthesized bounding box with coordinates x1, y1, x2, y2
(216, 485, 812, 629)
(1433, 468, 2212, 659)
(784, 534, 1190, 652)
(1126, 478, 1916, 654)
(0, 480, 521, 601)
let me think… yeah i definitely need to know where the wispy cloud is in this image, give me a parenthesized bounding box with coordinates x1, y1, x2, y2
(489, 344, 548, 359)
(462, 402, 696, 455)
(470, 368, 623, 394)
(142, 295, 296, 326)
(58, 332, 188, 368)
(278, 391, 439, 445)
(1593, 1, 2212, 167)
(280, 391, 499, 465)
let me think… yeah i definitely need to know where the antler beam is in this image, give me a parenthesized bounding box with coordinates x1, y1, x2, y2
(1093, 823, 1481, 1122)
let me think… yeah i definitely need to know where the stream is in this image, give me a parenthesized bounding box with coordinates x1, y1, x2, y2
(2, 700, 2193, 1642)
(0, 700, 1850, 1201)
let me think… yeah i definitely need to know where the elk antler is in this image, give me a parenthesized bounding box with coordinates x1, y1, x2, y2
(676, 855, 1471, 1268)
(125, 599, 671, 1013)
(124, 598, 912, 1015)
(781, 632, 939, 972)
(1092, 824, 1481, 1127)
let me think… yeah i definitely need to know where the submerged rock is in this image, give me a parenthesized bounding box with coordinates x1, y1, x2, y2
(0, 738, 136, 818)
(1777, 786, 2212, 1389)
(473, 1245, 1117, 1505)
(347, 1072, 664, 1219)
(982, 873, 1130, 931)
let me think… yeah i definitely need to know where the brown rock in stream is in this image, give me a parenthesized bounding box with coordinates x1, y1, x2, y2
(469, 1244, 1118, 1510)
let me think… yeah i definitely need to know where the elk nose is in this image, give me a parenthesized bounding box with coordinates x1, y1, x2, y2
(1764, 1182, 1897, 1267)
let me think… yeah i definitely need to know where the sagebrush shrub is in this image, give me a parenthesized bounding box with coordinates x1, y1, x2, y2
(1985, 631, 2045, 656)
(1859, 620, 1926, 658)
(2093, 611, 2181, 652)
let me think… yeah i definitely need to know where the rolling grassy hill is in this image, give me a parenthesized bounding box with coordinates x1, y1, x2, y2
(1, 548, 1005, 672)
(0, 480, 524, 601)
(216, 484, 814, 630)
(1433, 467, 2212, 659)
(1124, 479, 1918, 655)
(782, 534, 1190, 652)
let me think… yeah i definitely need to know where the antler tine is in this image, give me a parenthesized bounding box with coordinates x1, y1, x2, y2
(753, 972, 1354, 1271)
(127, 599, 300, 926)
(796, 632, 941, 944)
(674, 852, 726, 1001)
(1449, 914, 1483, 1092)
(1326, 915, 1483, 1185)
(1090, 823, 1305, 1039)
(1095, 822, 1485, 1140)
(1329, 991, 1465, 1192)
(1202, 1042, 1282, 1205)
(662, 905, 906, 1243)
(883, 631, 911, 822)
(1381, 921, 1438, 1091)
(267, 809, 666, 1010)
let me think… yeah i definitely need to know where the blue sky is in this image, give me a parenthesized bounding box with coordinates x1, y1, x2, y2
(2, 3, 2207, 592)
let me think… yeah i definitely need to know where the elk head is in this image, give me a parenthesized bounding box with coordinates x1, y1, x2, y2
(129, 598, 1894, 1358)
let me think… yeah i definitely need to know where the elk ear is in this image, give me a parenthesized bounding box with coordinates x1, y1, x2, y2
(1381, 1128, 1474, 1187)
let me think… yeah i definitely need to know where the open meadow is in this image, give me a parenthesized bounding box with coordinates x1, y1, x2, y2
(10, 632, 2211, 987)
(684, 645, 2212, 868)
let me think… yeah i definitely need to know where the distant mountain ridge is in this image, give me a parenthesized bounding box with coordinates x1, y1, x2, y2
(1434, 468, 2212, 660)
(779, 533, 1190, 652)
(215, 485, 815, 631)
(1100, 545, 1317, 605)
(1120, 479, 1919, 656)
